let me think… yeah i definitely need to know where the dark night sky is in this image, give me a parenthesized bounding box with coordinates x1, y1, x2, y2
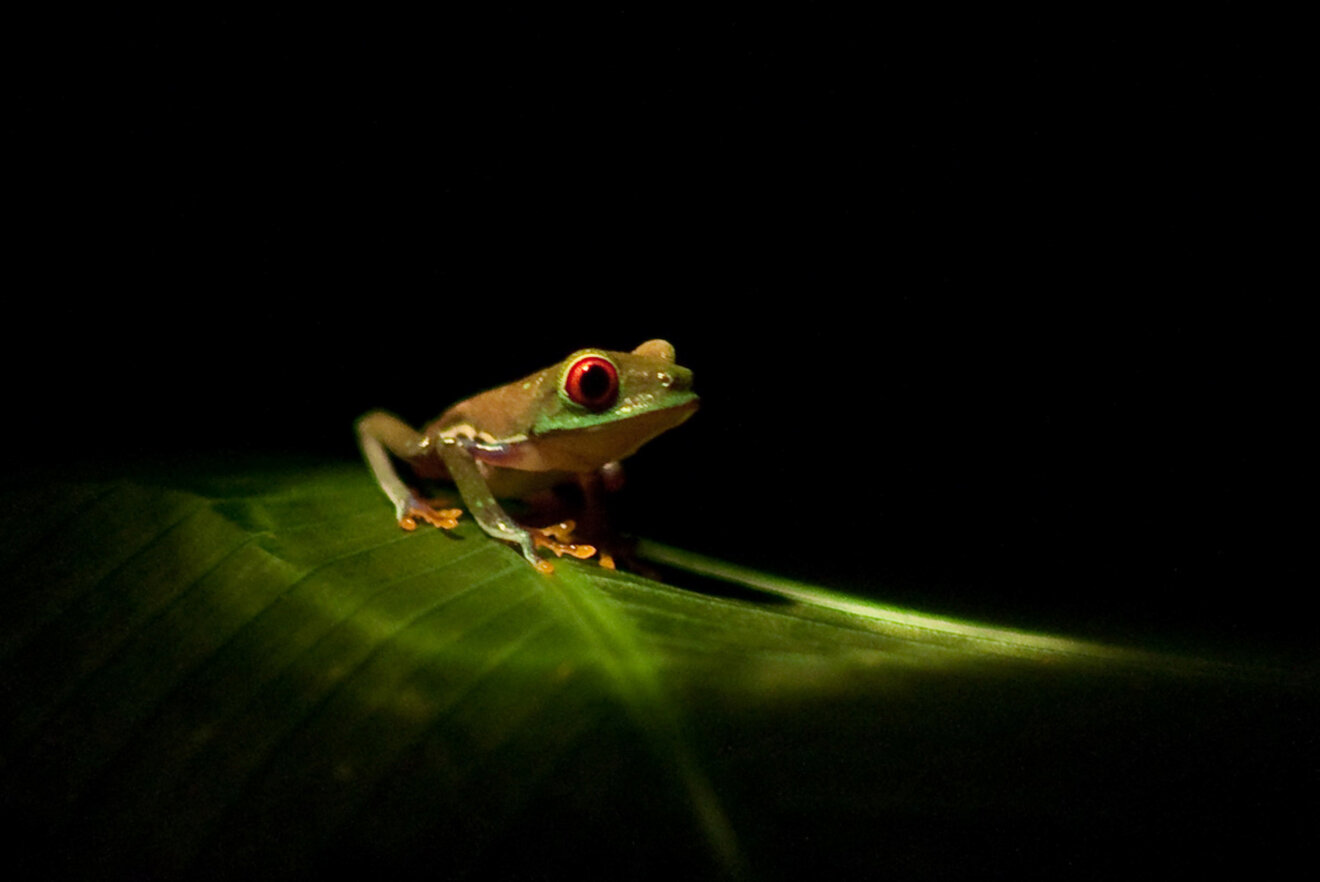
(8, 11, 1308, 656)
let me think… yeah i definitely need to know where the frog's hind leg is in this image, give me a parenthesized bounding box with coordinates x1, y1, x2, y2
(356, 410, 463, 531)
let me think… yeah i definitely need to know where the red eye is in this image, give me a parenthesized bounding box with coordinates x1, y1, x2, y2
(563, 355, 619, 411)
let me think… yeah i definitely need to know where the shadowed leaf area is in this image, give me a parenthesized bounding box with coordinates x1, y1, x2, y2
(1, 463, 1314, 879)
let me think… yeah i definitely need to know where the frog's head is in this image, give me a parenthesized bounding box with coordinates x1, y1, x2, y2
(528, 339, 698, 470)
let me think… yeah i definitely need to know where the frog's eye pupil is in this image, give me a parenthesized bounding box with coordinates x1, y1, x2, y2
(565, 356, 619, 411)
(580, 365, 611, 399)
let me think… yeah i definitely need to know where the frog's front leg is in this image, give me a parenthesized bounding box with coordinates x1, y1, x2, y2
(356, 411, 463, 531)
(434, 437, 562, 573)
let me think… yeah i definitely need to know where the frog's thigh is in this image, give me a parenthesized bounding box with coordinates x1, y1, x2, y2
(357, 411, 427, 457)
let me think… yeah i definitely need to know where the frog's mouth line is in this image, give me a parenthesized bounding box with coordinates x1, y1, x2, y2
(570, 396, 699, 434)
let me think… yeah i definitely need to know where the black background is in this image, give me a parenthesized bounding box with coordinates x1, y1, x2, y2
(8, 10, 1308, 657)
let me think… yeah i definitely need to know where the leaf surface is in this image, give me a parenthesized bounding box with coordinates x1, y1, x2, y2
(1, 463, 1313, 878)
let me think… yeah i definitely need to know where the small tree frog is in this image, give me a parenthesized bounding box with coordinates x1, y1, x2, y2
(356, 339, 698, 573)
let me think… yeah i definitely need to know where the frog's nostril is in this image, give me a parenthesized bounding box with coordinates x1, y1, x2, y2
(666, 367, 693, 392)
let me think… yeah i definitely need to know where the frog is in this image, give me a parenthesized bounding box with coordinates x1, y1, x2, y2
(355, 339, 698, 573)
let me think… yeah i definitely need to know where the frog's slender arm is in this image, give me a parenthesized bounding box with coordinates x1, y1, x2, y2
(435, 437, 553, 573)
(355, 411, 460, 530)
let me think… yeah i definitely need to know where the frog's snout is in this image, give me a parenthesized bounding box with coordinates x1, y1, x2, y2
(662, 365, 695, 393)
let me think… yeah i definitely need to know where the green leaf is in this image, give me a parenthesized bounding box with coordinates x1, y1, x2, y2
(1, 462, 1314, 879)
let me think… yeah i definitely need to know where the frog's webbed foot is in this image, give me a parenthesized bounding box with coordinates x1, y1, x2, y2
(530, 519, 608, 566)
(396, 493, 463, 532)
